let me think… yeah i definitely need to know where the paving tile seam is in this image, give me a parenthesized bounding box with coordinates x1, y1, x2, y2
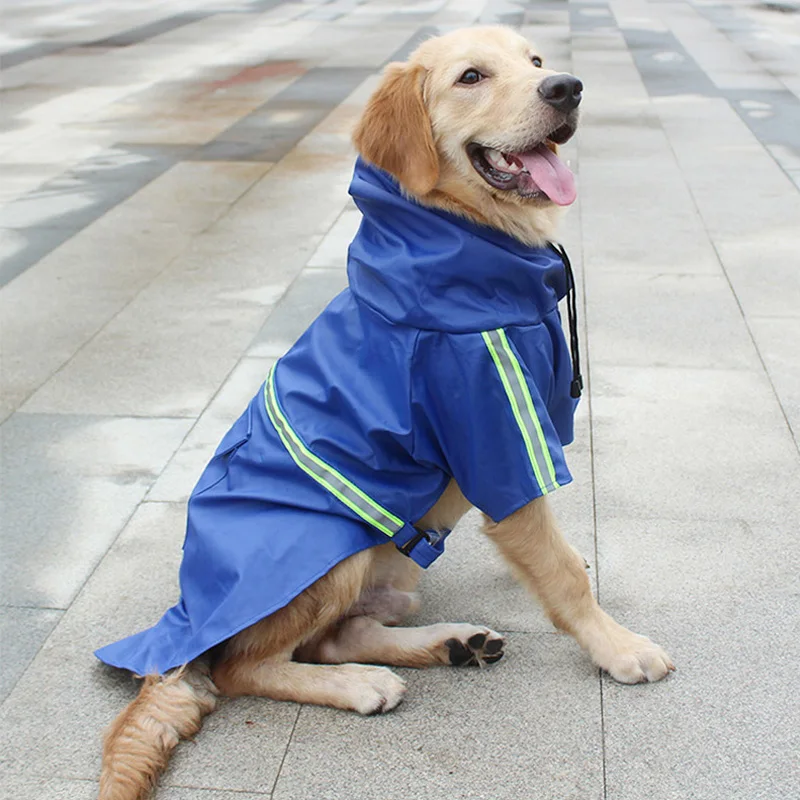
(589, 359, 762, 372)
(598, 669, 609, 800)
(11, 410, 198, 421)
(573, 109, 609, 800)
(267, 706, 301, 799)
(162, 782, 272, 796)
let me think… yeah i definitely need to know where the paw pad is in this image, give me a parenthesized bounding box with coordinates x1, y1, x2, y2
(445, 630, 505, 667)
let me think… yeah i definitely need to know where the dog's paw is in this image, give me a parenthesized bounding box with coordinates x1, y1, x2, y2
(602, 634, 675, 684)
(349, 665, 407, 715)
(443, 626, 505, 667)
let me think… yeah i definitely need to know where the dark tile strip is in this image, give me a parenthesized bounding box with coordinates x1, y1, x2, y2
(0, 1, 289, 68)
(480, 5, 525, 27)
(0, 41, 78, 69)
(189, 66, 372, 162)
(382, 26, 440, 66)
(247, 0, 295, 10)
(83, 12, 210, 48)
(618, 27, 718, 98)
(568, 2, 617, 34)
(724, 88, 800, 152)
(0, 145, 191, 288)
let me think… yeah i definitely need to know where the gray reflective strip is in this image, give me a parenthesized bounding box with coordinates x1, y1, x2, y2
(482, 329, 559, 493)
(263, 366, 404, 538)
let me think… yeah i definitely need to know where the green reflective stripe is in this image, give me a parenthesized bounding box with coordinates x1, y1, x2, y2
(264, 366, 403, 537)
(481, 329, 559, 494)
(495, 329, 560, 487)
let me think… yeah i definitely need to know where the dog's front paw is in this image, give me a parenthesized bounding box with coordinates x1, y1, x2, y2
(601, 634, 675, 684)
(444, 626, 505, 667)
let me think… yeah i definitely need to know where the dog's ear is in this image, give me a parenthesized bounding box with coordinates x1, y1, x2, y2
(353, 62, 439, 196)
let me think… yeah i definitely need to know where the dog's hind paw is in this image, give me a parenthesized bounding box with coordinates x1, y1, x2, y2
(444, 626, 505, 667)
(349, 665, 407, 715)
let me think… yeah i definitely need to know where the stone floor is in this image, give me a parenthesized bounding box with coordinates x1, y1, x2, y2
(1, 0, 799, 798)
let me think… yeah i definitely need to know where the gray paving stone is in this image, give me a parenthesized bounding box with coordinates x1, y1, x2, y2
(0, 216, 195, 421)
(321, 24, 423, 68)
(0, 413, 192, 609)
(653, 98, 800, 317)
(0, 606, 62, 703)
(0, 224, 71, 287)
(306, 205, 361, 268)
(586, 272, 760, 370)
(17, 245, 286, 419)
(83, 12, 208, 48)
(577, 153, 723, 276)
(0, 501, 296, 786)
(591, 365, 800, 525)
(714, 237, 800, 319)
(248, 267, 349, 358)
(597, 516, 800, 800)
(273, 633, 603, 800)
(0, 774, 97, 800)
(148, 356, 274, 503)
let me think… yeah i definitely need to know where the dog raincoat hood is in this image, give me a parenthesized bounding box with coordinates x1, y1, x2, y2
(347, 158, 568, 332)
(96, 159, 579, 676)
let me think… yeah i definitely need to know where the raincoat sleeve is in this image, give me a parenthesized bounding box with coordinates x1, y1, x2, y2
(412, 328, 573, 523)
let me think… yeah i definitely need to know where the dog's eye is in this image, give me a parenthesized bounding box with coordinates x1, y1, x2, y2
(458, 69, 484, 85)
(531, 55, 543, 68)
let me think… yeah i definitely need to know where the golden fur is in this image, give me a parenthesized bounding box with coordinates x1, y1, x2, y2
(99, 27, 673, 800)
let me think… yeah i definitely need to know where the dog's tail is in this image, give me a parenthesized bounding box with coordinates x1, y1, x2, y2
(98, 662, 218, 800)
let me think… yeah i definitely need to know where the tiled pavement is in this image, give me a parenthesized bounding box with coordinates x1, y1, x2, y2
(1, 0, 799, 797)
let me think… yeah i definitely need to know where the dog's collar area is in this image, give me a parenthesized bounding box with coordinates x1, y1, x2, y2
(549, 242, 583, 399)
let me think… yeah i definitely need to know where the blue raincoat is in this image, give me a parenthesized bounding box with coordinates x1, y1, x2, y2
(96, 159, 579, 676)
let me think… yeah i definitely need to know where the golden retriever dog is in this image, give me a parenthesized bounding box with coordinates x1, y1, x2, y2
(98, 26, 674, 800)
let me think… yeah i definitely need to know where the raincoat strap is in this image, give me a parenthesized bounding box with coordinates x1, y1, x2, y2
(391, 524, 450, 568)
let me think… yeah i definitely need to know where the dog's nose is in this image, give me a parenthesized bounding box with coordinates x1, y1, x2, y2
(538, 74, 583, 112)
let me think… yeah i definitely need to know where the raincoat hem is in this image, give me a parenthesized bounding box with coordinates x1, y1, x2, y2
(94, 538, 378, 676)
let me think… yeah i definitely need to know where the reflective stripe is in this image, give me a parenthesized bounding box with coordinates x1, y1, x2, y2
(481, 329, 560, 493)
(264, 365, 404, 537)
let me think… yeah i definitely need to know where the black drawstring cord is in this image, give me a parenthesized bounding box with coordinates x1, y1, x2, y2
(549, 242, 583, 399)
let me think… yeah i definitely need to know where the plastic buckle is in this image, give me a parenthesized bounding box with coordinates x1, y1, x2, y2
(398, 527, 431, 557)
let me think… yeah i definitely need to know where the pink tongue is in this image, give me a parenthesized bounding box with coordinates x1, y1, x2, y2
(517, 144, 576, 206)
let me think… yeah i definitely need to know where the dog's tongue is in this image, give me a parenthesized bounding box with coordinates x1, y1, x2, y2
(517, 144, 576, 206)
